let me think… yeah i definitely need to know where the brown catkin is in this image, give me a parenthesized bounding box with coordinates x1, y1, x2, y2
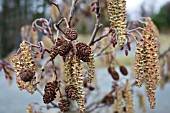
(107, 0, 127, 47)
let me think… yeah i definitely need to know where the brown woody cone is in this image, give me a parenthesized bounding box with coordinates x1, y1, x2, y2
(108, 65, 119, 80)
(65, 28, 78, 41)
(50, 45, 59, 59)
(65, 85, 78, 100)
(119, 66, 128, 76)
(58, 98, 70, 112)
(76, 42, 91, 62)
(58, 40, 73, 56)
(43, 81, 59, 104)
(20, 68, 34, 82)
(101, 94, 114, 105)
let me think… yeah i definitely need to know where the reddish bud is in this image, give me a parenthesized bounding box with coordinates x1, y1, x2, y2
(88, 86, 95, 91)
(91, 2, 96, 6)
(120, 46, 124, 51)
(125, 49, 128, 56)
(119, 66, 128, 76)
(32, 25, 36, 32)
(91, 7, 96, 12)
(40, 18, 46, 23)
(127, 42, 131, 51)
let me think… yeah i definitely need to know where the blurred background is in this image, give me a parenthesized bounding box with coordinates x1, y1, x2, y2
(0, 0, 170, 113)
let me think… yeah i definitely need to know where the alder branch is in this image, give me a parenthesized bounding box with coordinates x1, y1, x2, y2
(88, 0, 102, 46)
(68, 0, 78, 27)
(49, 0, 64, 18)
(89, 29, 113, 46)
(159, 46, 170, 59)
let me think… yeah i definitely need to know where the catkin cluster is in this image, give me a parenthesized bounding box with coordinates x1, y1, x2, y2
(107, 0, 127, 47)
(135, 17, 160, 109)
(12, 42, 37, 94)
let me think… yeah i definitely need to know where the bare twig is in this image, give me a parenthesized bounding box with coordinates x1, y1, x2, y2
(90, 29, 112, 46)
(159, 46, 170, 59)
(49, 0, 64, 18)
(68, 0, 78, 27)
(88, 0, 102, 46)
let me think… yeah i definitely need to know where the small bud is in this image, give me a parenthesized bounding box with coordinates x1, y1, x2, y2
(88, 86, 95, 91)
(91, 7, 96, 12)
(32, 25, 36, 32)
(127, 42, 131, 51)
(125, 49, 128, 56)
(120, 46, 124, 51)
(119, 66, 128, 76)
(40, 18, 46, 23)
(91, 2, 96, 6)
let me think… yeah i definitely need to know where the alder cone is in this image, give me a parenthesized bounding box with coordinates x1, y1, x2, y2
(20, 68, 34, 82)
(58, 99, 70, 112)
(76, 42, 91, 62)
(111, 71, 119, 81)
(119, 66, 128, 76)
(58, 40, 73, 56)
(108, 65, 119, 80)
(65, 85, 78, 100)
(43, 81, 59, 104)
(50, 45, 59, 59)
(101, 94, 114, 105)
(65, 28, 78, 41)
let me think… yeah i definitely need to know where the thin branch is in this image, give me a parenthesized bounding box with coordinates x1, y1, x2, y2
(68, 0, 78, 27)
(88, 0, 102, 46)
(49, 0, 64, 18)
(159, 46, 170, 59)
(89, 29, 112, 46)
(95, 43, 111, 57)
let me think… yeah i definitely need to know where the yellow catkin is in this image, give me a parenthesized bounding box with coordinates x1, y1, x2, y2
(12, 42, 36, 94)
(135, 42, 145, 87)
(124, 80, 134, 113)
(138, 94, 146, 113)
(135, 17, 160, 109)
(64, 55, 74, 84)
(26, 104, 33, 113)
(116, 89, 123, 113)
(87, 53, 95, 83)
(72, 57, 85, 112)
(107, 0, 127, 47)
